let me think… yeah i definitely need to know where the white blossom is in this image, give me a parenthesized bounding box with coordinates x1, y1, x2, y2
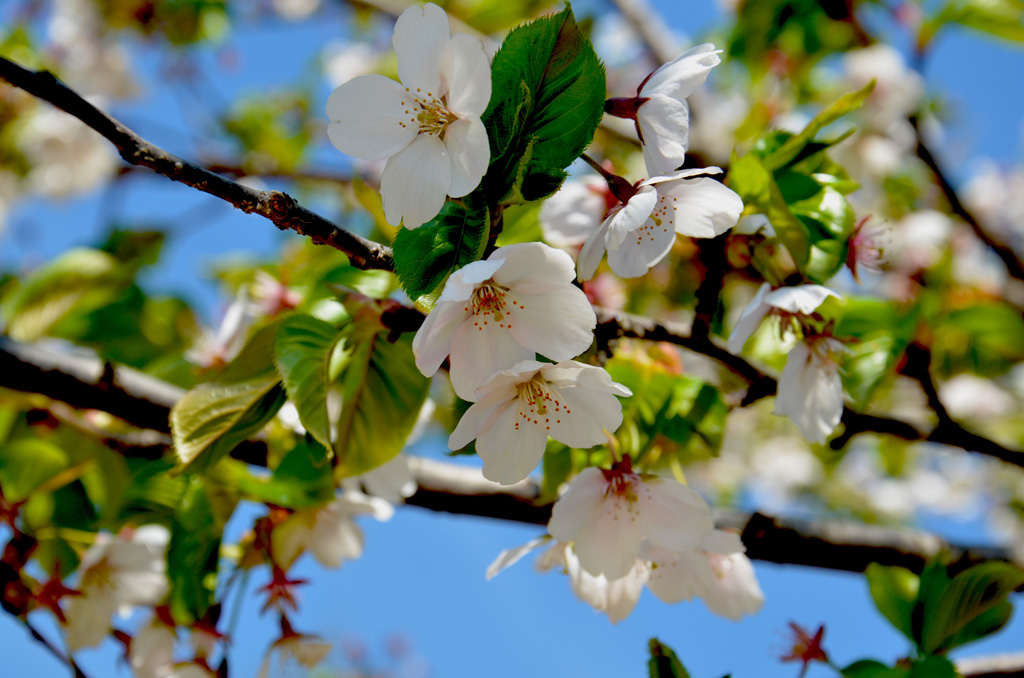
(412, 242, 597, 400)
(258, 631, 332, 678)
(577, 168, 743, 280)
(185, 287, 253, 369)
(644, 530, 764, 620)
(64, 525, 170, 651)
(774, 337, 847, 444)
(548, 464, 714, 580)
(539, 175, 611, 248)
(634, 44, 722, 176)
(18, 104, 119, 198)
(272, 492, 393, 570)
(129, 618, 177, 678)
(326, 3, 491, 228)
(727, 283, 839, 354)
(449, 360, 631, 485)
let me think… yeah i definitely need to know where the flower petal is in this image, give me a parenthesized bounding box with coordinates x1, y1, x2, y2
(476, 398, 549, 484)
(393, 2, 450, 95)
(572, 491, 646, 579)
(540, 177, 608, 248)
(635, 478, 714, 552)
(774, 342, 843, 444)
(641, 43, 721, 100)
(490, 242, 578, 290)
(412, 299, 469, 378)
(486, 537, 550, 580)
(547, 467, 607, 542)
(506, 285, 596, 361)
(661, 176, 743, 239)
(326, 75, 419, 161)
(606, 210, 675, 278)
(445, 33, 492, 117)
(765, 284, 839, 314)
(727, 282, 771, 354)
(637, 93, 690, 176)
(380, 134, 451, 228)
(576, 213, 613, 281)
(444, 118, 489, 197)
(448, 318, 533, 400)
(644, 546, 705, 604)
(448, 385, 513, 449)
(604, 185, 658, 250)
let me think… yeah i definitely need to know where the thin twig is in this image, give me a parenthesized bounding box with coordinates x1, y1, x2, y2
(0, 57, 393, 271)
(911, 115, 1024, 283)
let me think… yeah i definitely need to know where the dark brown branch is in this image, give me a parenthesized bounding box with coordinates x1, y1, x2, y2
(0, 56, 393, 271)
(911, 115, 1024, 283)
(1, 338, 1021, 582)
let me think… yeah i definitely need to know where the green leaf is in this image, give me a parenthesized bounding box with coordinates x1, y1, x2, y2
(728, 153, 810, 267)
(275, 314, 345, 450)
(481, 5, 606, 204)
(333, 329, 430, 479)
(392, 195, 489, 302)
(172, 321, 288, 472)
(1, 248, 127, 341)
(172, 377, 286, 473)
(918, 561, 1024, 654)
(865, 563, 920, 643)
(935, 302, 1024, 375)
(648, 638, 691, 678)
(0, 439, 70, 502)
(540, 442, 572, 501)
(836, 299, 920, 407)
(907, 656, 957, 678)
(226, 439, 334, 509)
(168, 477, 226, 624)
(932, 0, 1024, 43)
(763, 83, 875, 172)
(841, 659, 908, 678)
(323, 265, 395, 299)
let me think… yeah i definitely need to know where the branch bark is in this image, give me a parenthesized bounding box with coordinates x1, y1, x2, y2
(0, 56, 393, 271)
(0, 338, 1020, 581)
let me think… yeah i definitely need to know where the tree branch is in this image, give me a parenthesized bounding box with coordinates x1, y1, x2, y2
(911, 115, 1024, 283)
(958, 653, 1024, 678)
(0, 56, 393, 271)
(0, 338, 1021, 581)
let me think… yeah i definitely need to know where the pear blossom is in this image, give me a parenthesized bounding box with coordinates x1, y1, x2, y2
(539, 175, 614, 248)
(449, 360, 632, 485)
(577, 168, 743, 280)
(326, 3, 491, 228)
(774, 336, 848, 444)
(412, 242, 597, 400)
(271, 492, 393, 570)
(606, 44, 721, 176)
(726, 283, 839, 355)
(64, 525, 170, 650)
(548, 460, 714, 580)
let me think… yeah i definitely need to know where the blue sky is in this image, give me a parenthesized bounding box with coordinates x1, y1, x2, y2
(1, 1, 1022, 676)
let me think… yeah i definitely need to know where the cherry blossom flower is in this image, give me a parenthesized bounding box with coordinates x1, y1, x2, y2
(727, 283, 839, 354)
(643, 530, 764, 620)
(539, 175, 615, 248)
(449, 360, 632, 485)
(606, 44, 721, 176)
(64, 525, 170, 650)
(259, 617, 332, 678)
(782, 623, 829, 678)
(577, 168, 743, 280)
(774, 336, 848, 444)
(129, 617, 177, 678)
(548, 459, 714, 580)
(271, 492, 393, 570)
(412, 242, 597, 400)
(326, 3, 491, 228)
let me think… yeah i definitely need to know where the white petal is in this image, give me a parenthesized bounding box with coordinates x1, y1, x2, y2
(645, 546, 706, 604)
(604, 186, 658, 250)
(548, 383, 626, 449)
(444, 118, 489, 197)
(326, 75, 419, 161)
(445, 33, 492, 117)
(572, 490, 646, 579)
(412, 299, 469, 377)
(448, 318, 533, 400)
(764, 284, 839, 314)
(64, 596, 117, 650)
(734, 213, 775, 236)
(540, 178, 607, 248)
(311, 507, 365, 569)
(635, 478, 715, 552)
(436, 258, 504, 303)
(700, 529, 745, 555)
(726, 282, 771, 354)
(380, 134, 451, 228)
(490, 242, 578, 291)
(505, 286, 596, 361)
(606, 210, 675, 278)
(577, 215, 612, 281)
(773, 341, 844, 444)
(699, 552, 765, 620)
(393, 2, 450, 95)
(130, 622, 176, 678)
(637, 94, 690, 176)
(641, 43, 721, 100)
(476, 399, 549, 484)
(548, 467, 608, 542)
(448, 386, 514, 450)
(660, 177, 744, 239)
(486, 537, 550, 580)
